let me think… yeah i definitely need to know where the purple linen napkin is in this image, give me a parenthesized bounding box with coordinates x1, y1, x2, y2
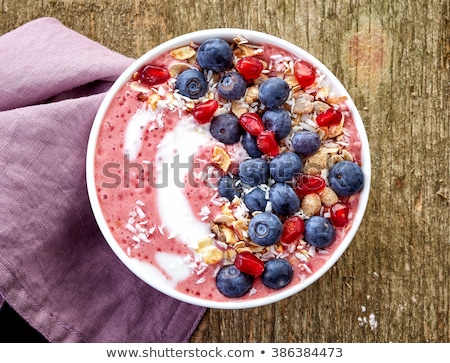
(0, 17, 206, 343)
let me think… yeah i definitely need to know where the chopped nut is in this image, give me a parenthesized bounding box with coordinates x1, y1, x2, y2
(201, 246, 224, 264)
(304, 149, 328, 174)
(342, 149, 354, 161)
(284, 74, 299, 88)
(319, 187, 339, 206)
(221, 225, 238, 245)
(293, 93, 315, 114)
(301, 193, 322, 216)
(232, 219, 248, 240)
(327, 95, 348, 105)
(234, 43, 264, 58)
(244, 85, 259, 104)
(129, 81, 151, 93)
(312, 101, 331, 114)
(231, 101, 249, 117)
(168, 62, 191, 77)
(147, 93, 161, 110)
(211, 146, 231, 172)
(170, 46, 196, 60)
(328, 154, 344, 169)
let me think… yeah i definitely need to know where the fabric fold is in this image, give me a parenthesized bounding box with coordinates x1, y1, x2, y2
(0, 17, 206, 343)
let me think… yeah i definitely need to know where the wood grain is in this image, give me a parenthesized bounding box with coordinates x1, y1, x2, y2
(1, 0, 448, 342)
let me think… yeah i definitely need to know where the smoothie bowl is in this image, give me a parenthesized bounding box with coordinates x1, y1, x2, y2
(86, 29, 370, 309)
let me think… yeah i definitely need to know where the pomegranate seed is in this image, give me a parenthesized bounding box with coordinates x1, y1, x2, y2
(236, 56, 264, 80)
(281, 216, 305, 244)
(234, 251, 265, 277)
(256, 130, 279, 156)
(316, 108, 343, 127)
(139, 65, 170, 87)
(192, 100, 218, 124)
(294, 174, 326, 198)
(293, 60, 316, 88)
(330, 203, 350, 227)
(238, 113, 265, 136)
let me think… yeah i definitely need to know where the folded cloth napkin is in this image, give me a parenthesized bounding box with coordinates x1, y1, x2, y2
(0, 17, 206, 343)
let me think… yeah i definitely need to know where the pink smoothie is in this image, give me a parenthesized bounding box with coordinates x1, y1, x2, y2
(93, 38, 363, 302)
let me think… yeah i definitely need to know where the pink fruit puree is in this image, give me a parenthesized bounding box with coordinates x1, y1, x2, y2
(93, 39, 362, 302)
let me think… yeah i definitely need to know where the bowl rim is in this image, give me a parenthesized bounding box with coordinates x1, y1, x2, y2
(86, 28, 371, 309)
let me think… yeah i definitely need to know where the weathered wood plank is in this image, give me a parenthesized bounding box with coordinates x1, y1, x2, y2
(1, 0, 448, 342)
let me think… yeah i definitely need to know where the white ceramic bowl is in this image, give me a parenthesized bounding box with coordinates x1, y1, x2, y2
(86, 29, 370, 309)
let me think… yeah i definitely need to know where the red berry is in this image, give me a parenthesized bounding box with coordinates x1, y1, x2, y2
(192, 100, 218, 124)
(293, 60, 316, 88)
(238, 113, 265, 135)
(256, 130, 279, 156)
(330, 203, 350, 227)
(139, 65, 170, 87)
(234, 251, 265, 277)
(316, 108, 343, 127)
(281, 216, 305, 244)
(236, 56, 264, 80)
(294, 174, 326, 198)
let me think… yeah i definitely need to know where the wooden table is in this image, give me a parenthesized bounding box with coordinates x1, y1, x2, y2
(1, 0, 448, 343)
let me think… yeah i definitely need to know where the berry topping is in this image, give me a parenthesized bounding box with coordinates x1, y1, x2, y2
(192, 99, 218, 124)
(269, 151, 303, 182)
(304, 216, 336, 248)
(281, 216, 305, 244)
(256, 130, 279, 156)
(196, 38, 233, 72)
(218, 72, 247, 100)
(316, 108, 343, 127)
(210, 113, 243, 144)
(138, 64, 170, 87)
(261, 259, 294, 289)
(293, 60, 316, 89)
(238, 113, 265, 136)
(175, 69, 208, 99)
(243, 187, 268, 214)
(269, 182, 300, 216)
(238, 158, 269, 187)
(262, 108, 292, 140)
(248, 212, 283, 246)
(236, 56, 264, 80)
(294, 174, 326, 198)
(234, 251, 265, 277)
(258, 77, 290, 108)
(216, 265, 254, 298)
(291, 130, 322, 156)
(218, 174, 242, 201)
(330, 202, 350, 227)
(328, 161, 364, 197)
(242, 132, 263, 158)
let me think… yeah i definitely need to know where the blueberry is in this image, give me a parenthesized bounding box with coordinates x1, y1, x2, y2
(210, 113, 243, 144)
(175, 69, 208, 99)
(259, 77, 290, 108)
(196, 38, 233, 72)
(244, 187, 268, 214)
(304, 216, 336, 248)
(269, 182, 300, 216)
(248, 212, 282, 246)
(242, 132, 263, 158)
(218, 72, 247, 100)
(291, 131, 321, 156)
(269, 151, 303, 182)
(216, 265, 254, 298)
(262, 108, 292, 140)
(328, 161, 364, 197)
(238, 158, 269, 187)
(261, 259, 294, 289)
(218, 174, 242, 201)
